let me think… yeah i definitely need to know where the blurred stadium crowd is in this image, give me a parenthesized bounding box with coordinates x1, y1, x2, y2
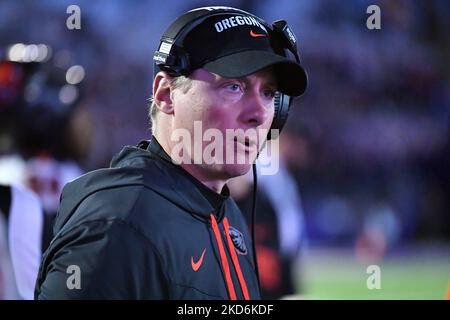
(0, 0, 449, 299)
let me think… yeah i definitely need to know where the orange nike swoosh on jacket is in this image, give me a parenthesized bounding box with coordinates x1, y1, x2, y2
(191, 248, 206, 271)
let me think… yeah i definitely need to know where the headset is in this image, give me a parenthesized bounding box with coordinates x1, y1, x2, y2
(153, 7, 306, 140)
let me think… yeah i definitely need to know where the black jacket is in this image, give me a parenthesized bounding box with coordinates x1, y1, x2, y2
(35, 138, 260, 299)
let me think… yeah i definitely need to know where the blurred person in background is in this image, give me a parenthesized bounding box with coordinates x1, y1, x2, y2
(229, 127, 307, 299)
(0, 46, 88, 299)
(0, 49, 88, 250)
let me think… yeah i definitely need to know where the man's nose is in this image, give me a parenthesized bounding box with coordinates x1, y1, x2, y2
(241, 91, 270, 127)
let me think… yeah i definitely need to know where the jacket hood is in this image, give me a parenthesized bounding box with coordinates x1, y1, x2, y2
(54, 138, 229, 233)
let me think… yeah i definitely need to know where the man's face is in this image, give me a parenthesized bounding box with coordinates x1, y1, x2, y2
(169, 67, 276, 180)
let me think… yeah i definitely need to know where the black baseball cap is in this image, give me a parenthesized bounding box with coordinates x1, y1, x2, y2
(165, 12, 308, 96)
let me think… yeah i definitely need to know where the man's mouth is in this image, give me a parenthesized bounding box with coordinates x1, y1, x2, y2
(234, 137, 257, 150)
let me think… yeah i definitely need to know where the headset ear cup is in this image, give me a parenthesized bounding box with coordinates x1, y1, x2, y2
(268, 92, 281, 140)
(268, 93, 291, 140)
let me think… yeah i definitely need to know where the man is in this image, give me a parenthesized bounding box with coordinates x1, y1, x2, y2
(35, 6, 307, 299)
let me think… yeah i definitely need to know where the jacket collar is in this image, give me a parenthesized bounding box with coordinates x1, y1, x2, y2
(141, 137, 230, 221)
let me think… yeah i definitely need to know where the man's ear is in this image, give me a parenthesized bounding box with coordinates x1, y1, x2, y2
(153, 71, 174, 115)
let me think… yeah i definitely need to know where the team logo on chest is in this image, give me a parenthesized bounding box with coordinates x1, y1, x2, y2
(228, 226, 247, 255)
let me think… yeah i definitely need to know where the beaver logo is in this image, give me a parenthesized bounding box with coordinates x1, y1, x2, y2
(228, 226, 247, 255)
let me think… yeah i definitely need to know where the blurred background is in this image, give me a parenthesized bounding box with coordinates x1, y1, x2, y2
(0, 0, 449, 299)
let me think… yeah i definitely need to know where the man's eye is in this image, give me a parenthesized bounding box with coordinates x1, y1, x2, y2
(226, 83, 242, 92)
(263, 89, 276, 99)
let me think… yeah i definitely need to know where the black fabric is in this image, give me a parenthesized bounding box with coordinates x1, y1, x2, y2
(0, 185, 11, 219)
(35, 137, 260, 299)
(41, 211, 56, 253)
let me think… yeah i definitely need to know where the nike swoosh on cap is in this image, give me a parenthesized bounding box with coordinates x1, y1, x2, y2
(249, 30, 266, 38)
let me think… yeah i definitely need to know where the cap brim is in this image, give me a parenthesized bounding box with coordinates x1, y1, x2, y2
(202, 50, 307, 96)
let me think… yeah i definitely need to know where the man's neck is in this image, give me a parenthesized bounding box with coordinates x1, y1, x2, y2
(153, 132, 226, 194)
(179, 163, 226, 194)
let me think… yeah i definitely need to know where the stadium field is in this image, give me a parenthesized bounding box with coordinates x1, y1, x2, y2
(299, 245, 450, 300)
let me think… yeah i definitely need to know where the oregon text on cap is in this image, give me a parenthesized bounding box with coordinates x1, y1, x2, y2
(214, 15, 267, 33)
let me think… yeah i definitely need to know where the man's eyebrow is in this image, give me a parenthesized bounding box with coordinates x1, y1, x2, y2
(227, 76, 277, 87)
(213, 73, 277, 89)
(258, 79, 277, 90)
